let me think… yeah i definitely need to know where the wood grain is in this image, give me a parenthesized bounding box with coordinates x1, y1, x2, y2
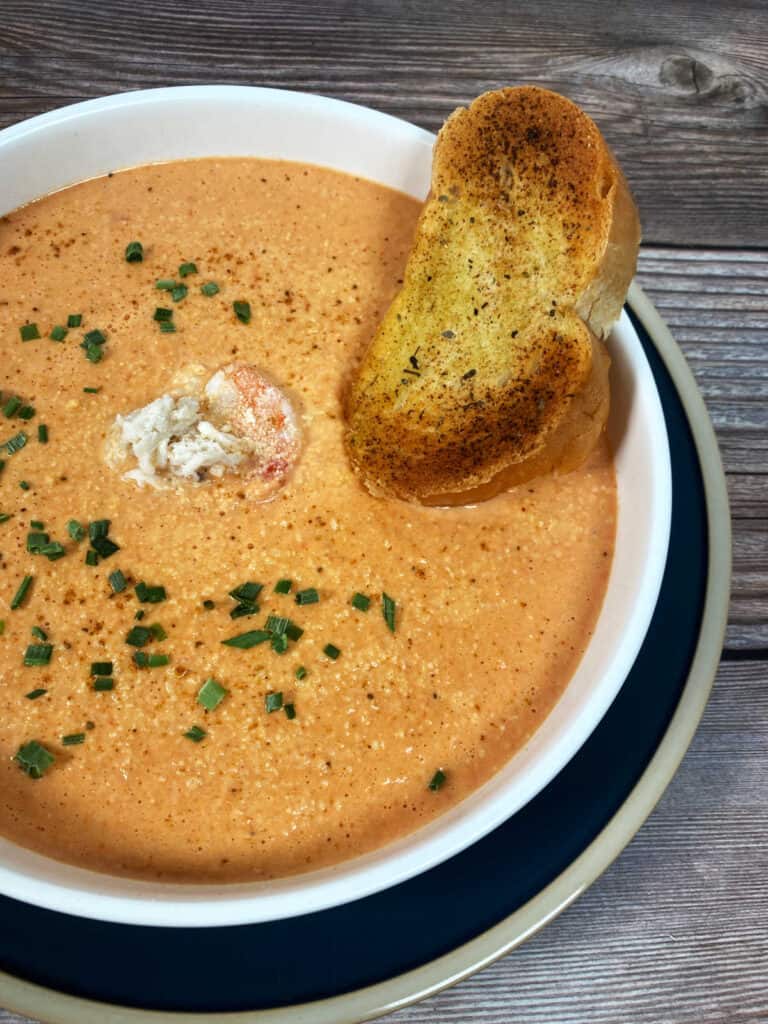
(1, 0, 767, 246)
(0, 2, 765, 1023)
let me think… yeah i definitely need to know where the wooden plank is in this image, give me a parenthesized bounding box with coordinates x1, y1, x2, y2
(1, 0, 767, 246)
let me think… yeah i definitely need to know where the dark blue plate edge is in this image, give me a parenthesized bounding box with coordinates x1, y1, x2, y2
(0, 285, 731, 1024)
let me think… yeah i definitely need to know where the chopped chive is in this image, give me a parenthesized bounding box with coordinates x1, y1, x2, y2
(271, 632, 289, 654)
(171, 284, 188, 302)
(125, 625, 152, 647)
(31, 626, 47, 641)
(88, 519, 110, 540)
(146, 653, 170, 668)
(351, 592, 371, 612)
(20, 323, 40, 342)
(132, 651, 148, 668)
(93, 677, 114, 691)
(284, 702, 296, 720)
(160, 320, 176, 333)
(295, 587, 319, 606)
(233, 300, 251, 324)
(229, 582, 263, 603)
(49, 325, 68, 342)
(202, 599, 215, 610)
(274, 579, 293, 594)
(91, 536, 119, 558)
(19, 480, 31, 490)
(153, 307, 173, 322)
(27, 531, 49, 553)
(3, 396, 21, 417)
(37, 423, 48, 443)
(125, 241, 144, 263)
(0, 513, 12, 523)
(30, 520, 44, 529)
(90, 661, 113, 676)
(179, 262, 197, 277)
(18, 405, 35, 420)
(67, 314, 82, 328)
(4, 432, 28, 454)
(265, 691, 283, 713)
(85, 549, 99, 566)
(265, 615, 290, 636)
(0, 620, 5, 634)
(382, 592, 397, 633)
(295, 666, 307, 680)
(83, 342, 103, 363)
(24, 643, 52, 666)
(323, 643, 341, 661)
(15, 740, 54, 778)
(230, 602, 258, 620)
(184, 725, 206, 742)
(134, 609, 145, 620)
(201, 281, 220, 296)
(83, 387, 100, 394)
(198, 677, 228, 711)
(428, 769, 447, 792)
(149, 622, 167, 641)
(40, 541, 65, 561)
(83, 329, 106, 347)
(61, 732, 85, 746)
(155, 278, 176, 290)
(25, 688, 47, 700)
(11, 575, 33, 610)
(108, 569, 127, 593)
(135, 581, 166, 603)
(221, 629, 270, 649)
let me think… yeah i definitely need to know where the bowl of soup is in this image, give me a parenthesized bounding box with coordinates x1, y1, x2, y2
(0, 86, 671, 926)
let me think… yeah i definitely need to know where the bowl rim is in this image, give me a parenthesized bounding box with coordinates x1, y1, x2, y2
(0, 84, 672, 928)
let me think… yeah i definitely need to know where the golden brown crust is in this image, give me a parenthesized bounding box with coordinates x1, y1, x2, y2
(343, 86, 640, 502)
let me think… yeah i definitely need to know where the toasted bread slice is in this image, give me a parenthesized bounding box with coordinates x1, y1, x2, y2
(344, 86, 640, 503)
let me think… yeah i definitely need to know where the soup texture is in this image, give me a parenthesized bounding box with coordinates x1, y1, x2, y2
(0, 159, 615, 881)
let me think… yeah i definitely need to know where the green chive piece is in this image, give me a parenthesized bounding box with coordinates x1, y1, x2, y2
(351, 592, 371, 612)
(160, 320, 177, 333)
(295, 666, 307, 680)
(132, 651, 149, 668)
(25, 688, 47, 700)
(15, 740, 54, 778)
(265, 691, 283, 713)
(221, 629, 271, 649)
(88, 519, 110, 539)
(91, 536, 119, 558)
(4, 432, 28, 454)
(153, 307, 173, 322)
(61, 732, 85, 746)
(198, 677, 228, 711)
(40, 541, 65, 561)
(382, 592, 397, 633)
(134, 609, 145, 621)
(3, 396, 21, 417)
(323, 643, 341, 661)
(428, 769, 447, 792)
(19, 480, 31, 490)
(135, 581, 166, 603)
(108, 569, 127, 593)
(202, 599, 215, 610)
(271, 632, 289, 654)
(67, 314, 82, 328)
(265, 615, 290, 636)
(27, 531, 49, 553)
(90, 661, 113, 676)
(24, 643, 52, 666)
(274, 579, 292, 594)
(229, 582, 263, 604)
(0, 620, 5, 634)
(83, 386, 100, 394)
(295, 587, 319, 606)
(155, 278, 176, 290)
(31, 626, 47, 641)
(147, 653, 170, 668)
(0, 513, 12, 523)
(85, 549, 99, 566)
(230, 602, 258, 620)
(20, 324, 40, 342)
(93, 677, 114, 691)
(179, 262, 197, 277)
(125, 241, 144, 263)
(125, 625, 152, 647)
(37, 423, 48, 443)
(233, 300, 251, 324)
(11, 575, 33, 610)
(284, 702, 296, 720)
(49, 325, 68, 342)
(171, 283, 188, 302)
(83, 329, 106, 347)
(184, 725, 206, 742)
(201, 281, 220, 297)
(149, 622, 167, 641)
(18, 405, 35, 420)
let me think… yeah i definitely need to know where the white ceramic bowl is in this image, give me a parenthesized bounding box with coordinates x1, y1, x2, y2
(0, 86, 671, 927)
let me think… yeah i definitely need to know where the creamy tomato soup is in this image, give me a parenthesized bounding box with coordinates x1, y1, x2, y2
(0, 159, 615, 881)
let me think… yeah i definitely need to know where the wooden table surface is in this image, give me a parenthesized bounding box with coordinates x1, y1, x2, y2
(1, 2, 766, 1022)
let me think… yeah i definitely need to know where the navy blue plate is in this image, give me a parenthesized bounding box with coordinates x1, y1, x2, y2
(0, 306, 707, 1015)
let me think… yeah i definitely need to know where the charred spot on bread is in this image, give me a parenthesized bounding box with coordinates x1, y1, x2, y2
(344, 85, 641, 503)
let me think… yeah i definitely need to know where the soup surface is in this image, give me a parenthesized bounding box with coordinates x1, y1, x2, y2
(0, 159, 615, 881)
